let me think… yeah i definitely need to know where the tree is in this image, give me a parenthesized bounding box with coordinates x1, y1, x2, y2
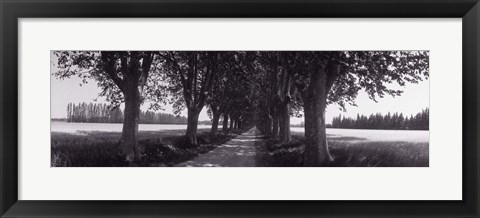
(159, 51, 217, 145)
(255, 52, 303, 143)
(257, 52, 279, 137)
(222, 51, 259, 132)
(206, 52, 240, 136)
(283, 51, 429, 166)
(53, 51, 158, 162)
(276, 55, 295, 143)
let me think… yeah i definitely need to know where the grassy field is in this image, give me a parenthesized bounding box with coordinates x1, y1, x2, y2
(51, 129, 241, 167)
(261, 131, 429, 167)
(52, 124, 429, 167)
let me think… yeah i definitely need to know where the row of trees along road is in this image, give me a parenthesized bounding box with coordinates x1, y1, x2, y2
(53, 51, 429, 165)
(66, 102, 188, 124)
(331, 108, 429, 130)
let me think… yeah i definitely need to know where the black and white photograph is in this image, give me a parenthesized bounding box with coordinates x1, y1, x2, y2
(51, 51, 429, 167)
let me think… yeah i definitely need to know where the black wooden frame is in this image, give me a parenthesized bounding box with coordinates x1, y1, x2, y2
(1, 0, 479, 217)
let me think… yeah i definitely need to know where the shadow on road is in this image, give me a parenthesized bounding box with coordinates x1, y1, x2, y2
(175, 128, 266, 167)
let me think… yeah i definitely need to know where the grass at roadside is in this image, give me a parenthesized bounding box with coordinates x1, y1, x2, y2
(51, 129, 244, 167)
(261, 133, 429, 167)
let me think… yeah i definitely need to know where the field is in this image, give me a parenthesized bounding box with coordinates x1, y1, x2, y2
(51, 121, 236, 167)
(51, 122, 429, 167)
(264, 128, 429, 167)
(51, 121, 212, 133)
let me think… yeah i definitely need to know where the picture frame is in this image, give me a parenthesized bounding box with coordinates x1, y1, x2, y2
(1, 0, 479, 217)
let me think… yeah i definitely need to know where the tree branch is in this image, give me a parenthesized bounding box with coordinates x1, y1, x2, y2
(326, 60, 341, 93)
(161, 51, 191, 107)
(197, 52, 217, 109)
(139, 52, 154, 91)
(192, 52, 199, 106)
(101, 52, 125, 92)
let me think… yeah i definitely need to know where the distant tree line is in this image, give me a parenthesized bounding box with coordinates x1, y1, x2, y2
(138, 110, 188, 124)
(66, 102, 188, 124)
(331, 108, 429, 130)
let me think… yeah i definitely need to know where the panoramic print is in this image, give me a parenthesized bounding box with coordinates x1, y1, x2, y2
(51, 51, 429, 167)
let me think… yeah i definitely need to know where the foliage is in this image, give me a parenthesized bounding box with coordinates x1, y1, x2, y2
(157, 51, 217, 113)
(279, 51, 429, 110)
(52, 51, 167, 109)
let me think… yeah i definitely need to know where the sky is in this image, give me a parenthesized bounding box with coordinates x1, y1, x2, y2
(51, 76, 429, 125)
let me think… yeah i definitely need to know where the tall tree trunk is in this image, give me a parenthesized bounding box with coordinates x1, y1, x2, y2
(229, 118, 234, 131)
(269, 54, 280, 137)
(278, 100, 291, 143)
(119, 84, 141, 163)
(272, 111, 279, 138)
(234, 119, 239, 130)
(272, 96, 280, 138)
(277, 61, 292, 143)
(302, 69, 334, 166)
(265, 100, 273, 135)
(265, 114, 272, 134)
(211, 112, 221, 137)
(186, 107, 200, 145)
(222, 114, 229, 132)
